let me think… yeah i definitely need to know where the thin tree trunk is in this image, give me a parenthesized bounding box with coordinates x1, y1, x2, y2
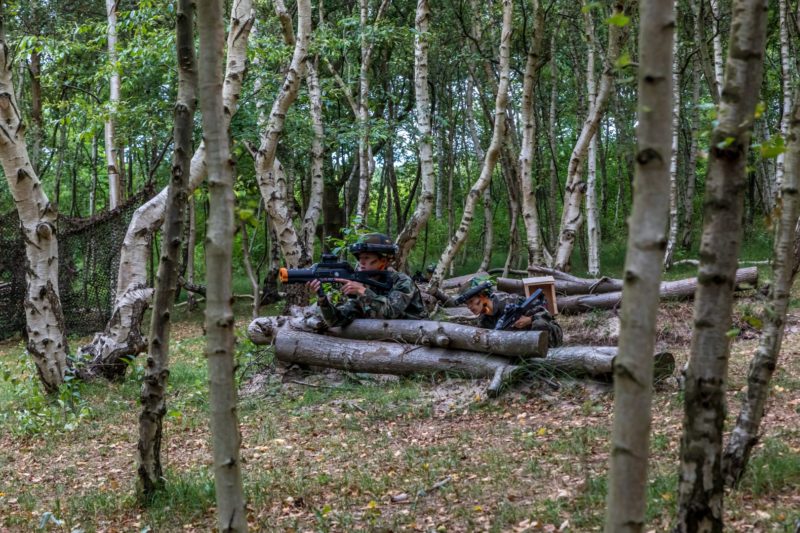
(675, 2, 768, 530)
(681, 2, 702, 250)
(395, 0, 435, 271)
(300, 58, 324, 256)
(584, 3, 600, 276)
(197, 0, 247, 529)
(138, 0, 197, 497)
(430, 0, 513, 289)
(519, 0, 547, 268)
(0, 13, 68, 393)
(479, 188, 494, 271)
(28, 49, 43, 173)
(710, 0, 725, 98)
(105, 0, 122, 209)
(664, 28, 680, 268)
(547, 35, 560, 246)
(604, 1, 675, 530)
(186, 198, 198, 311)
(722, 88, 800, 487)
(240, 221, 260, 318)
(774, 0, 792, 204)
(554, 1, 631, 271)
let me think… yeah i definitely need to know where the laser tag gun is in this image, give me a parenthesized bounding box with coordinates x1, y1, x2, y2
(494, 288, 546, 331)
(453, 281, 494, 306)
(278, 253, 394, 294)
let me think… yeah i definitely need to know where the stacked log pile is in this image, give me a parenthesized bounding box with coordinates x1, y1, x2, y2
(247, 316, 675, 396)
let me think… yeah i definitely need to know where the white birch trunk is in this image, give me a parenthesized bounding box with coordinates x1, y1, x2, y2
(79, 0, 255, 376)
(197, 0, 247, 528)
(354, 0, 392, 226)
(604, 1, 674, 529)
(519, 0, 547, 268)
(722, 89, 800, 486)
(710, 0, 725, 98)
(0, 19, 68, 393)
(676, 2, 769, 530)
(584, 2, 600, 276)
(664, 28, 680, 268)
(105, 0, 121, 209)
(255, 0, 311, 269)
(554, 1, 630, 271)
(395, 0, 435, 271)
(430, 0, 513, 289)
(186, 197, 198, 310)
(300, 59, 324, 257)
(773, 0, 791, 204)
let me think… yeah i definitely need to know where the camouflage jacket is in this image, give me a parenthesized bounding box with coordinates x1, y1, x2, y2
(318, 269, 428, 327)
(477, 292, 563, 347)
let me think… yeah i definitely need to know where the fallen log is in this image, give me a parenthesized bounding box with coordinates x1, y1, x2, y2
(492, 266, 757, 301)
(538, 346, 675, 382)
(249, 316, 548, 358)
(554, 267, 757, 313)
(271, 325, 519, 396)
(440, 271, 488, 290)
(247, 319, 675, 392)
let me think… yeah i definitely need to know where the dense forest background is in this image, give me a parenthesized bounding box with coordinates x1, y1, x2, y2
(2, 0, 792, 286)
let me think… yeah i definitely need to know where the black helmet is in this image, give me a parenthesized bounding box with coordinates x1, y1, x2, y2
(349, 233, 398, 258)
(454, 277, 494, 305)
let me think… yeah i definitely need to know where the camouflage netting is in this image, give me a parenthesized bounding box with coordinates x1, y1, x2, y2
(0, 187, 154, 341)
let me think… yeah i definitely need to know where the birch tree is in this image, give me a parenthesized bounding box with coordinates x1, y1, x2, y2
(604, 1, 674, 530)
(584, 2, 600, 276)
(681, 0, 703, 250)
(429, 0, 512, 289)
(722, 88, 800, 486)
(105, 0, 122, 209)
(663, 24, 680, 268)
(77, 0, 255, 379)
(254, 0, 311, 272)
(554, 0, 630, 272)
(675, 1, 769, 530)
(394, 0, 435, 272)
(138, 0, 197, 496)
(773, 0, 793, 202)
(197, 0, 247, 528)
(0, 3, 68, 393)
(518, 0, 548, 269)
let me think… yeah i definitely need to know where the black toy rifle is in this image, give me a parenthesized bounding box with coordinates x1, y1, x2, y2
(494, 288, 545, 331)
(278, 253, 394, 292)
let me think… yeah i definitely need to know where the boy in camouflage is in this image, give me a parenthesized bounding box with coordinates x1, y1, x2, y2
(306, 233, 428, 327)
(458, 277, 563, 346)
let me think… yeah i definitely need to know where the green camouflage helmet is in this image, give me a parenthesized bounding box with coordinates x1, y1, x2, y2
(454, 276, 494, 305)
(426, 263, 436, 273)
(349, 233, 399, 258)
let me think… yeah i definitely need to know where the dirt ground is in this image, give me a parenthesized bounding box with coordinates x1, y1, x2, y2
(0, 298, 798, 532)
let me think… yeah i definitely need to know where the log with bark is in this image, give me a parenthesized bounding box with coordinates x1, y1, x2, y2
(247, 318, 675, 394)
(249, 316, 548, 358)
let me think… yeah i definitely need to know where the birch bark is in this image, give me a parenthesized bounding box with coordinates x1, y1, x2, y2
(664, 27, 680, 268)
(519, 0, 547, 268)
(584, 2, 600, 276)
(138, 0, 197, 496)
(429, 0, 512, 289)
(675, 1, 768, 530)
(554, 1, 630, 271)
(0, 12, 68, 393)
(604, 1, 674, 530)
(774, 0, 792, 203)
(395, 0, 435, 271)
(197, 0, 247, 528)
(105, 0, 122, 209)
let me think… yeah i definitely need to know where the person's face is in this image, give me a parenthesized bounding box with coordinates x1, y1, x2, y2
(357, 252, 388, 271)
(466, 294, 492, 315)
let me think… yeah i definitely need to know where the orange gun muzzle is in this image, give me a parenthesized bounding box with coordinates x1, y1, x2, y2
(279, 267, 289, 283)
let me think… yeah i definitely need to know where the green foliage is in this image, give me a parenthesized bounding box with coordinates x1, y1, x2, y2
(0, 354, 93, 437)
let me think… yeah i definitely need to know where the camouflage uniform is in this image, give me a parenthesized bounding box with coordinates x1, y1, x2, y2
(318, 269, 428, 327)
(478, 291, 563, 346)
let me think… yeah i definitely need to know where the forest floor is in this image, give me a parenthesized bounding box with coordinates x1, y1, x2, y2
(0, 293, 799, 532)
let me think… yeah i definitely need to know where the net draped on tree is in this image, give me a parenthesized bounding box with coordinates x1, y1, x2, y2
(0, 186, 154, 340)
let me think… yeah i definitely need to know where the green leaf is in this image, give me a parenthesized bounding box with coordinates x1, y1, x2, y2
(726, 328, 741, 338)
(743, 315, 763, 330)
(716, 137, 735, 149)
(615, 52, 632, 68)
(760, 135, 785, 159)
(606, 13, 631, 27)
